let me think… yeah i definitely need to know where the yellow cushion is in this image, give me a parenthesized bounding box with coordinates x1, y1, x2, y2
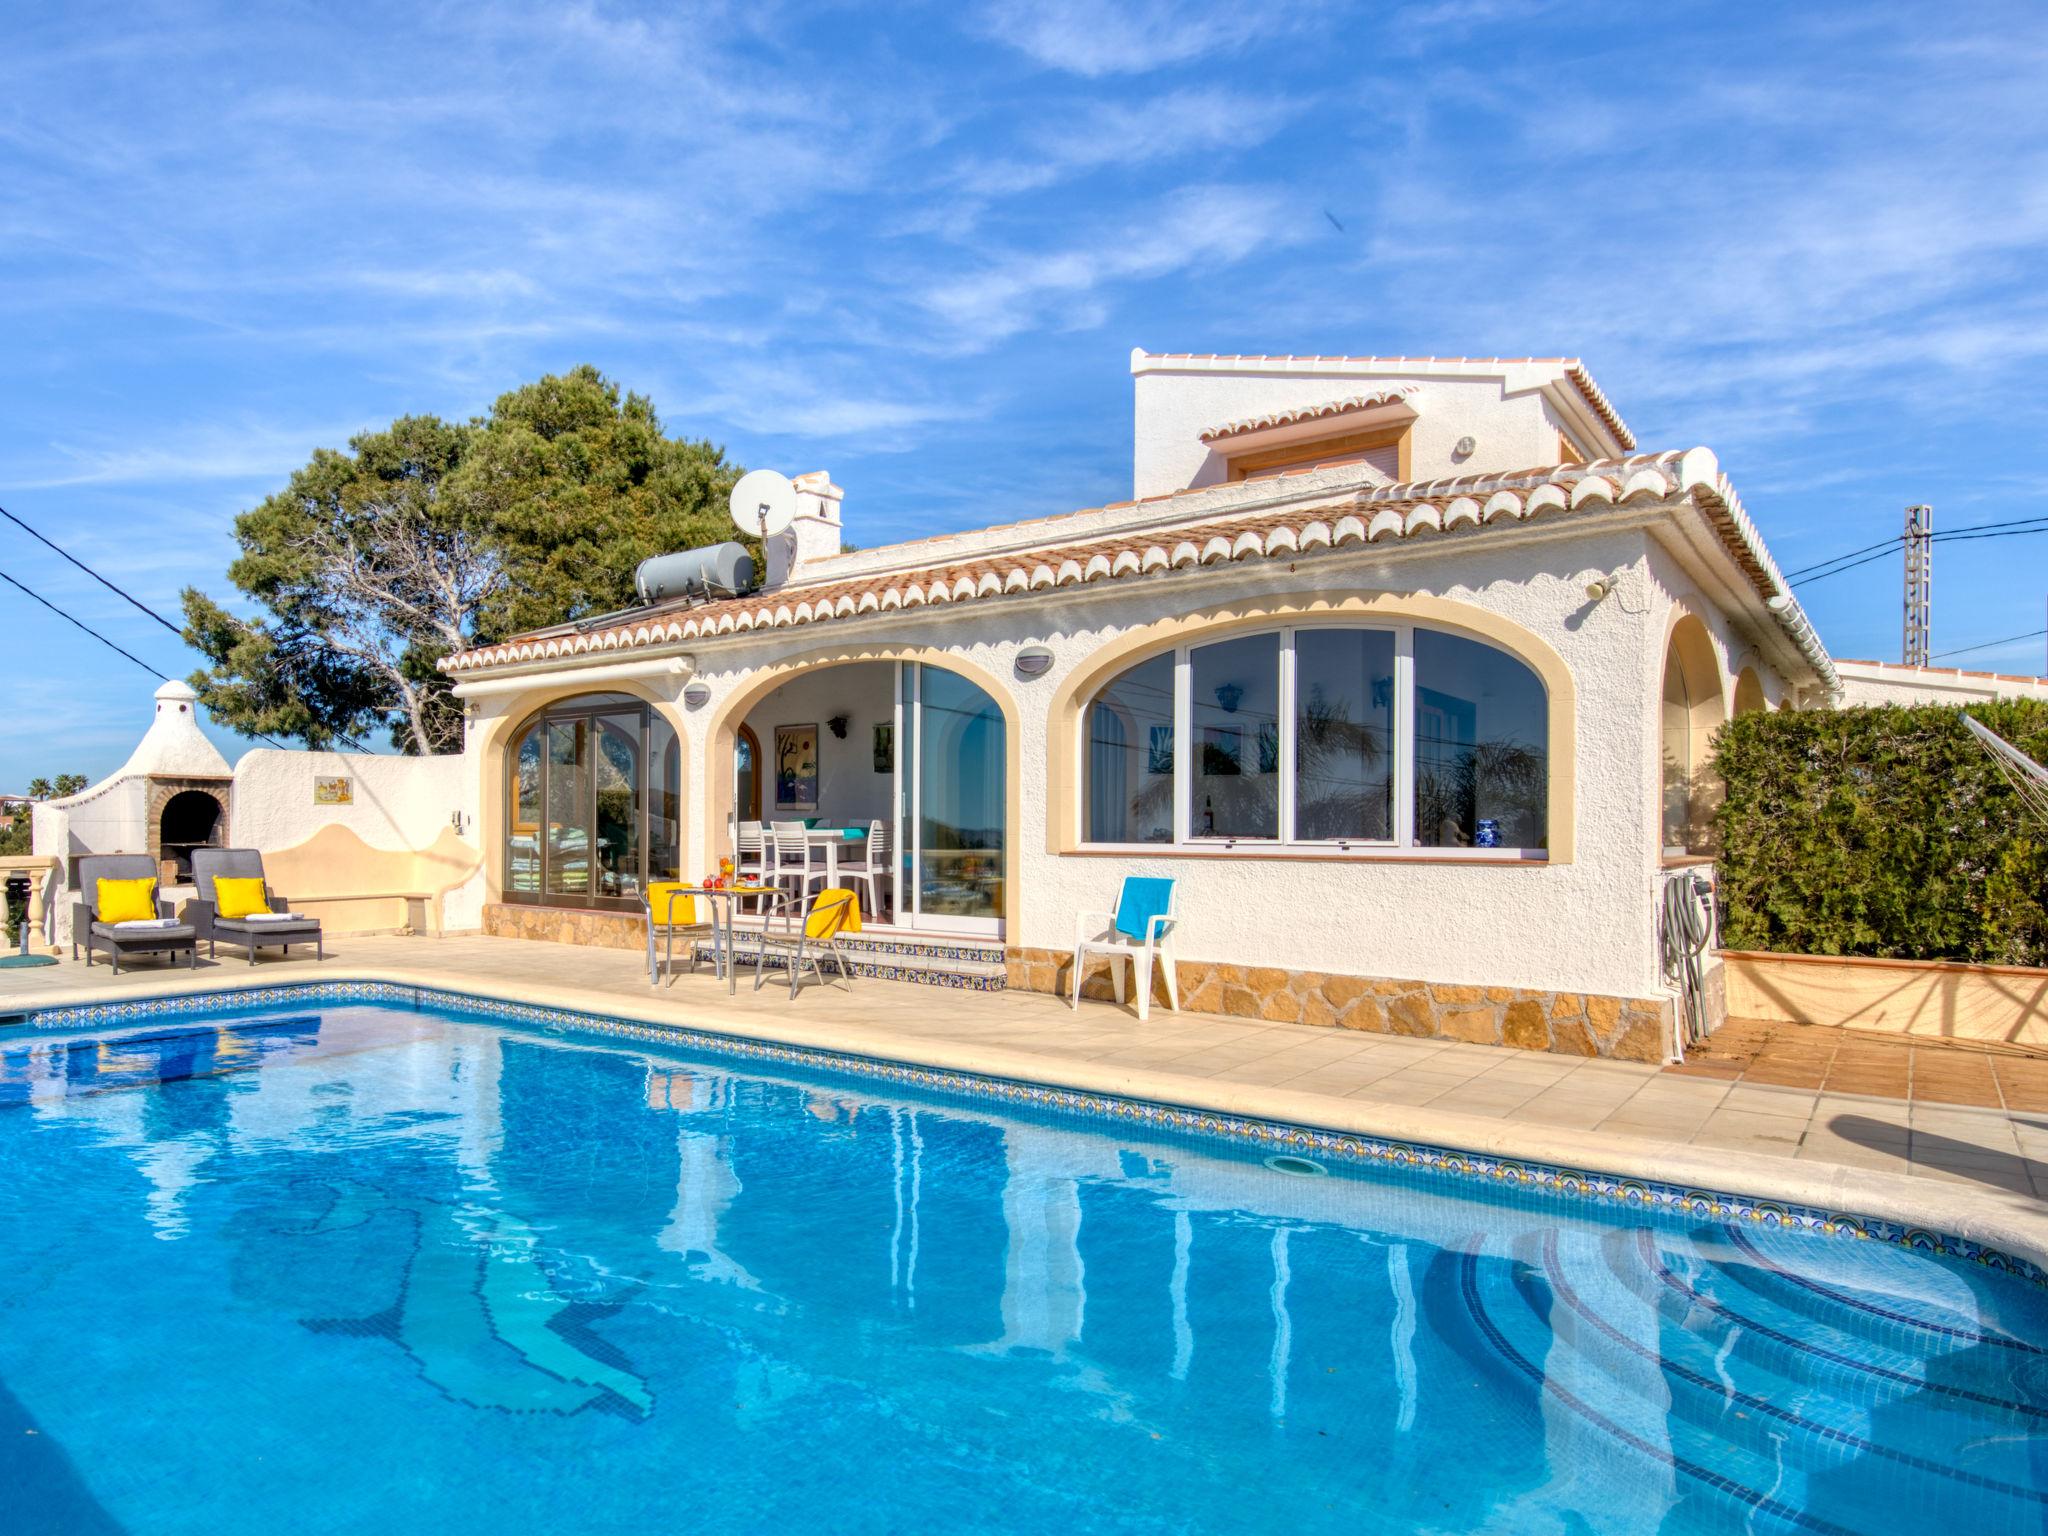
(647, 882, 698, 927)
(96, 877, 159, 925)
(213, 877, 271, 920)
(805, 888, 861, 939)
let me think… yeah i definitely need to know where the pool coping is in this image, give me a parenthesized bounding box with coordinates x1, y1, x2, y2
(9, 964, 2048, 1288)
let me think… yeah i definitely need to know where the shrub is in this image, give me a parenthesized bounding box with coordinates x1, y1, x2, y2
(1712, 699, 2048, 966)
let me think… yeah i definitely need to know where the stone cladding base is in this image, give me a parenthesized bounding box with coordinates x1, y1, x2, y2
(1004, 947, 1672, 1062)
(484, 903, 645, 950)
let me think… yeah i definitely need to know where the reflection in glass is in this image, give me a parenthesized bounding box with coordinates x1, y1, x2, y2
(595, 713, 642, 898)
(650, 715, 682, 884)
(510, 728, 542, 893)
(1413, 631, 1547, 849)
(545, 720, 592, 896)
(1293, 629, 1395, 840)
(917, 666, 1005, 920)
(1086, 653, 1174, 842)
(1190, 633, 1279, 839)
(506, 694, 678, 907)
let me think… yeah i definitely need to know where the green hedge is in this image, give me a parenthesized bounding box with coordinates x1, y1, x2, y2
(1711, 699, 2048, 966)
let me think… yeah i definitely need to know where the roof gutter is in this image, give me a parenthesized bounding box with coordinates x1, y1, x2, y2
(449, 651, 696, 699)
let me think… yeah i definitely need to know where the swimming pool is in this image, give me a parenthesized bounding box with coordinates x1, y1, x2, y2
(2, 994, 2043, 1534)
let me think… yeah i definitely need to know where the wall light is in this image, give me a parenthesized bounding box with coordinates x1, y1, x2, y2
(1015, 645, 1054, 678)
(682, 681, 712, 709)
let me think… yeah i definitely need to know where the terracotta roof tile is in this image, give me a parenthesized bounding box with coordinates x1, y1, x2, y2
(1198, 388, 1417, 444)
(445, 450, 1826, 690)
(1139, 351, 1636, 451)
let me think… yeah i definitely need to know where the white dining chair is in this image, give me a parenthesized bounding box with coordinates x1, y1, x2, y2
(735, 820, 771, 911)
(770, 820, 825, 906)
(836, 819, 890, 921)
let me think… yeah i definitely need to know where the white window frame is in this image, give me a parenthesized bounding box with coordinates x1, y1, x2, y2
(1081, 622, 1548, 861)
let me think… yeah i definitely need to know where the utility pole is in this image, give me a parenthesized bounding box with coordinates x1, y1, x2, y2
(1903, 504, 1932, 667)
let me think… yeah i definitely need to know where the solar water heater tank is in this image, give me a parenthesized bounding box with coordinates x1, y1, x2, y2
(633, 542, 757, 604)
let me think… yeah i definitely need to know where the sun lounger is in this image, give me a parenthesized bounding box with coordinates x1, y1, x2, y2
(189, 848, 324, 965)
(71, 853, 197, 973)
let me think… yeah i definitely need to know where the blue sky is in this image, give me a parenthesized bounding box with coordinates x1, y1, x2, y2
(5, 0, 2048, 787)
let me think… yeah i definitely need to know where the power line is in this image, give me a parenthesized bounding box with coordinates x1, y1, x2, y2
(0, 565, 175, 679)
(0, 563, 292, 751)
(0, 501, 186, 639)
(1929, 626, 2048, 662)
(1783, 513, 2048, 581)
(0, 497, 372, 754)
(1790, 522, 2048, 588)
(1791, 545, 1901, 587)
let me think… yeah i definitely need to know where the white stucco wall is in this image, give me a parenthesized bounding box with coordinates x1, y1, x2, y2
(1834, 660, 2048, 707)
(231, 749, 472, 852)
(605, 521, 1671, 1003)
(232, 750, 485, 930)
(1131, 356, 1599, 499)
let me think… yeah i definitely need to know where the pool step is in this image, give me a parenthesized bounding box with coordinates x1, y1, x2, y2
(691, 929, 1008, 990)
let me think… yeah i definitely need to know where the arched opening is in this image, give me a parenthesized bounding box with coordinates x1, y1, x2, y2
(710, 651, 1017, 936)
(504, 692, 680, 909)
(1082, 621, 1548, 852)
(1732, 668, 1766, 715)
(1049, 590, 1577, 862)
(1661, 616, 1727, 856)
(158, 789, 224, 880)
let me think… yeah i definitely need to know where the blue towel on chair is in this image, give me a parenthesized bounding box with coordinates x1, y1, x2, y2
(1114, 877, 1173, 942)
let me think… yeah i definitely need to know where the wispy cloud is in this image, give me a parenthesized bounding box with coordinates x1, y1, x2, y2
(917, 183, 1302, 347)
(978, 0, 1320, 76)
(950, 88, 1302, 196)
(7, 421, 370, 490)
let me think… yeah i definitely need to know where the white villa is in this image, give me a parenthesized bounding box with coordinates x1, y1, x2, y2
(50, 346, 2022, 1061)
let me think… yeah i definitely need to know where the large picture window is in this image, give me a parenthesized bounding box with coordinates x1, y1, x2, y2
(506, 693, 680, 907)
(1083, 624, 1548, 854)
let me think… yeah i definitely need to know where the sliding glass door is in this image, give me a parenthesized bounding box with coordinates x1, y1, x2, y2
(894, 663, 1006, 935)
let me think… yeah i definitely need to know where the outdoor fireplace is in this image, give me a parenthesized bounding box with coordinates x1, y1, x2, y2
(155, 786, 227, 881)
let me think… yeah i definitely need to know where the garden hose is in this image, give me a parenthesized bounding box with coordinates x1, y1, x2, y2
(1660, 870, 1716, 1060)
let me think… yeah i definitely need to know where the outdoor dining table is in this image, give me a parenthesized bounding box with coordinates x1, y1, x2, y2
(651, 884, 788, 995)
(788, 824, 868, 891)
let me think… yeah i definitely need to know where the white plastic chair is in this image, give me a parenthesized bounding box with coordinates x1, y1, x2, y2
(1070, 876, 1180, 1021)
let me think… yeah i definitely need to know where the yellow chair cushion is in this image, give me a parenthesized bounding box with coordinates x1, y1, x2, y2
(805, 888, 862, 939)
(647, 882, 698, 927)
(213, 877, 272, 920)
(96, 877, 159, 925)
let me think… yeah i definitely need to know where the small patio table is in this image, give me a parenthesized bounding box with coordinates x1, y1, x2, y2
(652, 885, 787, 995)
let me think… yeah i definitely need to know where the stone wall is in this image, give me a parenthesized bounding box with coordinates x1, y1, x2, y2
(484, 903, 646, 950)
(1006, 947, 1672, 1062)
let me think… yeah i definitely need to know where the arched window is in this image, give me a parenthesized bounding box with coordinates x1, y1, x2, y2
(1083, 624, 1548, 853)
(1661, 618, 1726, 856)
(505, 693, 680, 908)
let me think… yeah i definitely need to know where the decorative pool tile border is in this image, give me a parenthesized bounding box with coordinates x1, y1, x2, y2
(688, 941, 1006, 990)
(22, 980, 2047, 1290)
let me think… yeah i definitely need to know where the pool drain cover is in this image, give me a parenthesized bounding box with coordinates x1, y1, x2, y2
(1264, 1154, 1327, 1177)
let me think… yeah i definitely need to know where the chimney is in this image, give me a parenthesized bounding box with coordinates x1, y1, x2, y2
(765, 471, 845, 588)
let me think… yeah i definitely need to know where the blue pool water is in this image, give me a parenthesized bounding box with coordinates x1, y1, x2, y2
(1, 1000, 2044, 1535)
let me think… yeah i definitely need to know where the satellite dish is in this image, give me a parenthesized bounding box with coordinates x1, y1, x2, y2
(729, 469, 797, 540)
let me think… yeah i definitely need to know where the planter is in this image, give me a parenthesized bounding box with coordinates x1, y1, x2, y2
(1720, 949, 2048, 1046)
